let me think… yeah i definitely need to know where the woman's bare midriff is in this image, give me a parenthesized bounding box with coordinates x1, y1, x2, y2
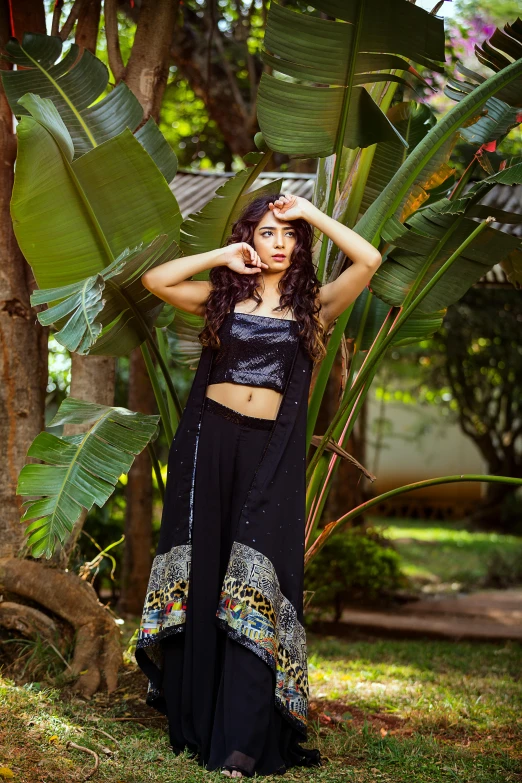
(205, 382, 282, 420)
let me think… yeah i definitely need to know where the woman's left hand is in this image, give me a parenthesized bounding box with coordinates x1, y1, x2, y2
(268, 193, 312, 221)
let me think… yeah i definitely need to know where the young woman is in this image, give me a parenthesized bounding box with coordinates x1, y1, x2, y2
(134, 192, 381, 778)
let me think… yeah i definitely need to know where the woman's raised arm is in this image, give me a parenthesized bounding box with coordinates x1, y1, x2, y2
(267, 194, 382, 328)
(141, 243, 267, 316)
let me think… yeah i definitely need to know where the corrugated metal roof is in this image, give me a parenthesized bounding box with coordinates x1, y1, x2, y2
(171, 168, 315, 219)
(170, 170, 518, 288)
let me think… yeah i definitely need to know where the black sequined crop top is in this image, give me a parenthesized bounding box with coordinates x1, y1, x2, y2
(208, 311, 300, 394)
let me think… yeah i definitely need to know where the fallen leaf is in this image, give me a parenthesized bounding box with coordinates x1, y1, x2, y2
(0, 769, 15, 779)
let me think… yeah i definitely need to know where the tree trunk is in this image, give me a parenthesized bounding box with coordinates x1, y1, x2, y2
(169, 4, 258, 158)
(75, 0, 102, 50)
(117, 350, 156, 615)
(0, 0, 47, 559)
(115, 0, 177, 615)
(0, 0, 165, 697)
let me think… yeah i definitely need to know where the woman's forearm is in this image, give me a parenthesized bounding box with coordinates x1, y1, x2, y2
(142, 247, 227, 291)
(303, 203, 381, 266)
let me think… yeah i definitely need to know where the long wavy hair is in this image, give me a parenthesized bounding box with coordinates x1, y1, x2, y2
(199, 193, 327, 363)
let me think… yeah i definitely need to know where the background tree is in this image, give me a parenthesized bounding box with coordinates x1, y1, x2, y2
(430, 287, 521, 530)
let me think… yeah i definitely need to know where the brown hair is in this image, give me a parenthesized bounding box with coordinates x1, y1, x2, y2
(198, 192, 327, 362)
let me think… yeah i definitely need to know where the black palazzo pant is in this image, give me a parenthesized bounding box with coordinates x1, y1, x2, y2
(160, 396, 320, 776)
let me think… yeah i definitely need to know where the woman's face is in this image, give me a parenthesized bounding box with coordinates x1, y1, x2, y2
(252, 209, 297, 274)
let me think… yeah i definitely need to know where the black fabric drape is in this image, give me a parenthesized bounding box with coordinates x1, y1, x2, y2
(135, 334, 319, 767)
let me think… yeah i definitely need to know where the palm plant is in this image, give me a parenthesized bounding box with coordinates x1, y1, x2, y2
(2, 5, 522, 574)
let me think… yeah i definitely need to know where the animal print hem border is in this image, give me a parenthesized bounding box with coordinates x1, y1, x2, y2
(216, 541, 309, 734)
(135, 540, 309, 736)
(136, 543, 191, 644)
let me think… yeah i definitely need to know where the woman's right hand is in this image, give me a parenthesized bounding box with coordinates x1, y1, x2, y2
(219, 242, 269, 275)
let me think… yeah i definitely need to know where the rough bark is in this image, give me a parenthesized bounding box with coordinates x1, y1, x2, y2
(115, 0, 177, 615)
(0, 0, 47, 559)
(117, 350, 156, 615)
(0, 601, 64, 649)
(74, 0, 102, 50)
(123, 0, 178, 119)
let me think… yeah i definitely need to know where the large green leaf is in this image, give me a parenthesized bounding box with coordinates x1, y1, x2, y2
(345, 288, 444, 349)
(30, 234, 180, 357)
(443, 160, 522, 214)
(372, 199, 522, 312)
(0, 32, 177, 181)
(11, 94, 181, 291)
(167, 310, 207, 367)
(355, 52, 522, 243)
(257, 0, 445, 155)
(445, 65, 522, 146)
(360, 102, 438, 215)
(17, 398, 159, 559)
(474, 18, 522, 106)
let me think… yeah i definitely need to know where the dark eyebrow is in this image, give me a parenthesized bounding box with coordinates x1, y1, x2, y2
(258, 225, 295, 230)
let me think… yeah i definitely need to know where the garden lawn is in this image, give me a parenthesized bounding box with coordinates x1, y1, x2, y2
(1, 628, 520, 782)
(368, 517, 522, 589)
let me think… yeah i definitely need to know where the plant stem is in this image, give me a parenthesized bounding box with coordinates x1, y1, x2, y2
(307, 217, 493, 478)
(108, 280, 182, 421)
(141, 343, 174, 444)
(316, 0, 365, 283)
(147, 442, 165, 502)
(304, 473, 522, 569)
(155, 326, 179, 429)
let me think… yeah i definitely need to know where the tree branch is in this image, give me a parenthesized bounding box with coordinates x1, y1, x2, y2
(58, 0, 86, 41)
(104, 0, 126, 82)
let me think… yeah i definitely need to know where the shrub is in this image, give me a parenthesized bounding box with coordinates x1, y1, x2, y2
(304, 526, 407, 621)
(482, 547, 522, 589)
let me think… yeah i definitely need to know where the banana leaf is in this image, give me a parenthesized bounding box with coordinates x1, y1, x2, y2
(30, 234, 181, 356)
(443, 160, 522, 215)
(360, 102, 438, 215)
(501, 248, 522, 289)
(445, 64, 522, 145)
(474, 18, 522, 105)
(345, 288, 445, 350)
(11, 94, 181, 294)
(167, 310, 207, 368)
(355, 49, 522, 243)
(372, 199, 522, 312)
(17, 398, 159, 559)
(257, 0, 445, 155)
(0, 31, 177, 181)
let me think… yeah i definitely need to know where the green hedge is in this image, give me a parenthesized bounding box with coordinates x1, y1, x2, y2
(304, 526, 407, 621)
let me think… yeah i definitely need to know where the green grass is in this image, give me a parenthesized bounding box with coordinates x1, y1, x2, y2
(1, 629, 521, 782)
(368, 517, 522, 589)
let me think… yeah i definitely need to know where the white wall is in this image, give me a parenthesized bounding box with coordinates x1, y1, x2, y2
(364, 396, 488, 502)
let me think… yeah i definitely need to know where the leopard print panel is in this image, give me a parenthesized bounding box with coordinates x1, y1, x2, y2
(136, 543, 191, 644)
(216, 541, 309, 733)
(136, 540, 309, 734)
